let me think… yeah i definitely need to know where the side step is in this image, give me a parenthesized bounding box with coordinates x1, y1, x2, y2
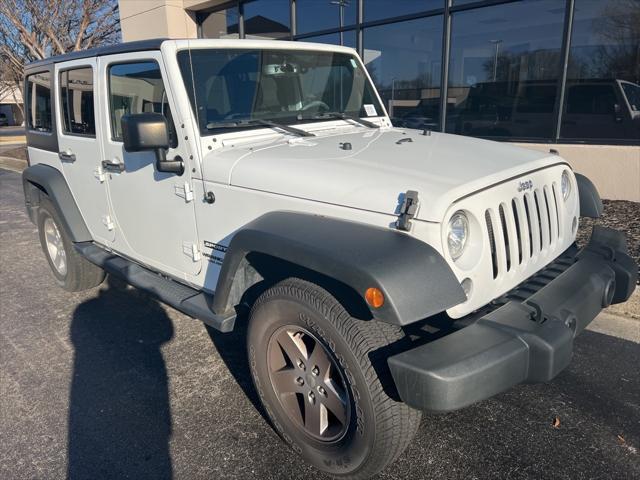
(75, 242, 236, 332)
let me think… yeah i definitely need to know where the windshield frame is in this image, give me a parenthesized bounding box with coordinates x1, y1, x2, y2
(619, 80, 640, 115)
(175, 46, 387, 136)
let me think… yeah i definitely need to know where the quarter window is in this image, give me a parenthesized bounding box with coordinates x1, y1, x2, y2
(108, 61, 177, 147)
(60, 67, 96, 136)
(26, 72, 52, 132)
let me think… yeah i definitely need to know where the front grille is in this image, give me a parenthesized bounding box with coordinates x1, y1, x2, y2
(484, 183, 562, 280)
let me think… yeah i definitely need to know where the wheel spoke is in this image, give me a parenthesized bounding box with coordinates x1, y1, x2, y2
(276, 330, 309, 363)
(45, 231, 57, 246)
(308, 341, 332, 378)
(321, 380, 348, 425)
(270, 367, 299, 395)
(304, 400, 322, 436)
(279, 392, 304, 425)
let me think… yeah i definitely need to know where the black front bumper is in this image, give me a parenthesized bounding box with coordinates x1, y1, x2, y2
(388, 226, 637, 412)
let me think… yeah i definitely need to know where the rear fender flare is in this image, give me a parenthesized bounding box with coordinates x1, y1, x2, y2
(22, 164, 91, 242)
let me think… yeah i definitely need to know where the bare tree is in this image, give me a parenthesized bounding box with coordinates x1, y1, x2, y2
(0, 0, 120, 119)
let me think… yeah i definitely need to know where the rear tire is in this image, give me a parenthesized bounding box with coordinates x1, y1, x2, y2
(247, 278, 420, 479)
(37, 196, 105, 292)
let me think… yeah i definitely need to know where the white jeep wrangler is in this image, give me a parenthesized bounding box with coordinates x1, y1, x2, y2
(22, 39, 637, 479)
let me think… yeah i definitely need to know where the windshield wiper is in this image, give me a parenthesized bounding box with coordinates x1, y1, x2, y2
(206, 118, 315, 137)
(299, 112, 380, 129)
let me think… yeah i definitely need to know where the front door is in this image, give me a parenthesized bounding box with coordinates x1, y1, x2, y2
(97, 53, 201, 279)
(55, 59, 114, 245)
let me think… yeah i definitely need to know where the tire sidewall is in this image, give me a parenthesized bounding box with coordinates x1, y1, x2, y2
(37, 202, 69, 287)
(248, 288, 378, 477)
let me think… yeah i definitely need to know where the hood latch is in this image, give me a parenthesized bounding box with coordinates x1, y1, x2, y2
(396, 190, 419, 231)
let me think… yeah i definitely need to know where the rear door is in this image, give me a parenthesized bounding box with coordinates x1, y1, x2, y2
(97, 52, 201, 279)
(55, 59, 114, 244)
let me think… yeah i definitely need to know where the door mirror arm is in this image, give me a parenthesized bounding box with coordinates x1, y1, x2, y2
(155, 148, 184, 175)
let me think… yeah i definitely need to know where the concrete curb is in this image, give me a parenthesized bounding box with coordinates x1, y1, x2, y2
(588, 311, 640, 343)
(605, 289, 640, 321)
(0, 156, 27, 173)
(0, 136, 26, 143)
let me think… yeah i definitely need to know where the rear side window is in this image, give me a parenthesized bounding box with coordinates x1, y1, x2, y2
(108, 61, 177, 147)
(60, 67, 96, 136)
(26, 72, 52, 132)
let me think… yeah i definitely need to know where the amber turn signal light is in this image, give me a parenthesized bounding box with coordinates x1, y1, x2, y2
(365, 287, 384, 308)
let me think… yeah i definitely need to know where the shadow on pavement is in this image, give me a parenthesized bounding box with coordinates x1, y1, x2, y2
(205, 317, 271, 424)
(67, 276, 174, 480)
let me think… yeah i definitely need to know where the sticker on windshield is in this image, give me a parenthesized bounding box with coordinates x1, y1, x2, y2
(350, 58, 358, 68)
(364, 104, 377, 117)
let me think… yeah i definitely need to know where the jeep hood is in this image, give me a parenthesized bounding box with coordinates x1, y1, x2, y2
(218, 128, 563, 223)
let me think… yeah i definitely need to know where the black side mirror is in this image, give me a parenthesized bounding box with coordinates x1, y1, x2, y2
(121, 112, 184, 175)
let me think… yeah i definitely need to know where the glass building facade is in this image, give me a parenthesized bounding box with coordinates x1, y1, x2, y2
(194, 0, 639, 145)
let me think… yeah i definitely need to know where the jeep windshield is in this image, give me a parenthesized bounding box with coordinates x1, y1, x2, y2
(620, 81, 640, 115)
(177, 48, 384, 135)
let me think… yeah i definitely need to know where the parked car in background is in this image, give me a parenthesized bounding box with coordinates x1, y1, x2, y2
(430, 78, 640, 140)
(392, 98, 440, 130)
(0, 113, 9, 126)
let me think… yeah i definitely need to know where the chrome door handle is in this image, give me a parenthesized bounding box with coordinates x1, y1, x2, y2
(58, 150, 76, 162)
(101, 159, 125, 173)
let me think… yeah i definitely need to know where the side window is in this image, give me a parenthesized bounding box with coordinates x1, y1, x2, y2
(26, 72, 52, 132)
(60, 67, 96, 136)
(108, 61, 177, 147)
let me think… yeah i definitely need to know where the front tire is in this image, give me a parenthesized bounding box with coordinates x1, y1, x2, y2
(247, 278, 420, 479)
(37, 197, 105, 292)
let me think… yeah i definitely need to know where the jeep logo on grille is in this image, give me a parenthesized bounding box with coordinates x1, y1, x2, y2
(517, 180, 533, 192)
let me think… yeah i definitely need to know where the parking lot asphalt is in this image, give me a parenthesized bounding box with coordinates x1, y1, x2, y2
(1, 167, 639, 480)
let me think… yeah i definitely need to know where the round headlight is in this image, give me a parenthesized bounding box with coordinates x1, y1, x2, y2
(561, 170, 571, 201)
(447, 211, 469, 260)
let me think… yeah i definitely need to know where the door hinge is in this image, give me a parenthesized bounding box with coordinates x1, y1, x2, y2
(101, 214, 114, 231)
(174, 182, 194, 203)
(182, 242, 201, 262)
(396, 190, 419, 231)
(93, 166, 105, 183)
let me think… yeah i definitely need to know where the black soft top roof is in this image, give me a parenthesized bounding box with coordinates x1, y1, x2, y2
(24, 39, 167, 72)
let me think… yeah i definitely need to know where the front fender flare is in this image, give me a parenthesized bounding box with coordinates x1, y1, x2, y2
(575, 173, 603, 218)
(212, 211, 465, 326)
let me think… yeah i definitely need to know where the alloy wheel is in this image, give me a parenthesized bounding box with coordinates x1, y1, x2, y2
(43, 217, 67, 276)
(267, 325, 350, 442)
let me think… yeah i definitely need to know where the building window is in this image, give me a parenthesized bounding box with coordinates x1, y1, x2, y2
(296, 0, 357, 34)
(59, 67, 95, 136)
(561, 0, 640, 141)
(445, 0, 565, 140)
(302, 29, 356, 48)
(244, 0, 290, 39)
(364, 0, 442, 22)
(363, 16, 443, 129)
(201, 6, 239, 39)
(26, 72, 52, 132)
(107, 62, 177, 147)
